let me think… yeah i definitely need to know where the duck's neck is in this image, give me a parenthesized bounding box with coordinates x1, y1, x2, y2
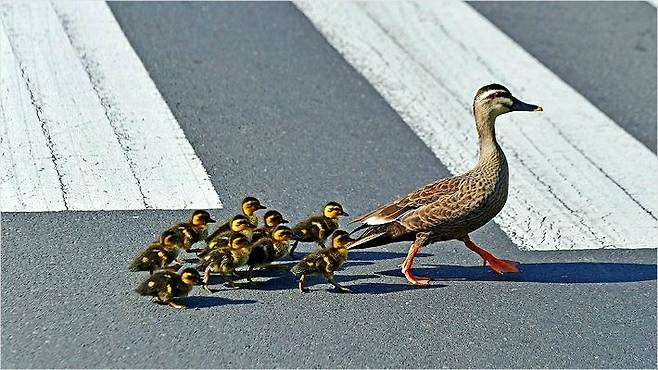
(474, 111, 501, 163)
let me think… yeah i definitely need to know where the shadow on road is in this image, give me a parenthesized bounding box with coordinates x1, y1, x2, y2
(377, 262, 657, 283)
(348, 282, 447, 294)
(177, 296, 258, 309)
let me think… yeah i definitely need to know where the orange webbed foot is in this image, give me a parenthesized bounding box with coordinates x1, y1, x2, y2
(463, 238, 520, 274)
(402, 269, 432, 286)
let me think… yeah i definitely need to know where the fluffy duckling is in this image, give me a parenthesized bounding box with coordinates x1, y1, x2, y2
(135, 267, 202, 309)
(197, 233, 253, 290)
(290, 230, 353, 293)
(199, 215, 256, 257)
(168, 210, 216, 251)
(252, 210, 289, 242)
(246, 226, 294, 283)
(129, 229, 183, 274)
(289, 202, 349, 257)
(241, 196, 267, 227)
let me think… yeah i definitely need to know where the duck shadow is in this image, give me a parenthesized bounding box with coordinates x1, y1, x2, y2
(176, 296, 258, 309)
(348, 251, 430, 262)
(377, 262, 657, 284)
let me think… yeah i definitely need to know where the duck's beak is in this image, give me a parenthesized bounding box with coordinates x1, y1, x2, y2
(208, 218, 217, 223)
(257, 205, 267, 210)
(340, 211, 350, 216)
(281, 219, 289, 224)
(511, 96, 543, 112)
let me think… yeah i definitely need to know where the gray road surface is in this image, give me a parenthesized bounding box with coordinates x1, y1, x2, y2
(1, 2, 656, 368)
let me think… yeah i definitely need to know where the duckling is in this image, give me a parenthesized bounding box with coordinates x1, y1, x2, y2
(168, 210, 216, 251)
(246, 226, 294, 283)
(197, 233, 253, 290)
(290, 230, 353, 293)
(205, 197, 266, 243)
(252, 210, 289, 242)
(241, 196, 266, 227)
(289, 202, 349, 257)
(135, 267, 202, 309)
(199, 215, 257, 257)
(129, 229, 183, 274)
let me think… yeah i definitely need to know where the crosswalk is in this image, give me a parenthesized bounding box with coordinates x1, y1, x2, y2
(295, 0, 658, 251)
(0, 1, 222, 211)
(1, 1, 656, 251)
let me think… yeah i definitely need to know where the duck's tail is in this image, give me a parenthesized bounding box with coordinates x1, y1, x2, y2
(346, 224, 391, 250)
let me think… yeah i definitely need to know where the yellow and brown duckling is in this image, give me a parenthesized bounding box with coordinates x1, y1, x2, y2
(135, 267, 202, 309)
(252, 210, 289, 242)
(289, 202, 349, 257)
(129, 229, 183, 274)
(205, 197, 265, 242)
(241, 196, 267, 227)
(168, 210, 216, 252)
(197, 232, 253, 290)
(349, 84, 540, 285)
(246, 226, 294, 283)
(199, 215, 257, 257)
(290, 230, 353, 293)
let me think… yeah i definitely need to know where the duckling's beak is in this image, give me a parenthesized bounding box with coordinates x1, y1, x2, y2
(208, 218, 217, 223)
(257, 205, 267, 210)
(340, 211, 350, 216)
(510, 96, 542, 112)
(281, 219, 289, 224)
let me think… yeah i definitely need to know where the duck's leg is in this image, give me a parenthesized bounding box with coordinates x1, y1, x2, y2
(462, 236, 519, 274)
(401, 232, 432, 285)
(326, 274, 351, 293)
(246, 265, 256, 285)
(298, 274, 309, 293)
(288, 240, 299, 258)
(202, 266, 213, 292)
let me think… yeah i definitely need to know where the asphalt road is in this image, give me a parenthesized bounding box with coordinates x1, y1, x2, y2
(1, 2, 656, 368)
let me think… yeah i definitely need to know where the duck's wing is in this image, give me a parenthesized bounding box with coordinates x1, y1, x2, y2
(352, 175, 465, 226)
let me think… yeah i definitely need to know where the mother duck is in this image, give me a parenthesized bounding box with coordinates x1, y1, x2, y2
(348, 83, 542, 285)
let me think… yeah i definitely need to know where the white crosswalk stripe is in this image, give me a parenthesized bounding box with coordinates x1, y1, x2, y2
(0, 1, 222, 212)
(295, 0, 658, 250)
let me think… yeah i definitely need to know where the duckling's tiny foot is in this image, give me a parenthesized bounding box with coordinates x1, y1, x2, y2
(202, 285, 214, 293)
(167, 301, 186, 309)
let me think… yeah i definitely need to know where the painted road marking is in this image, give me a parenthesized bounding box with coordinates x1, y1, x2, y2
(0, 1, 222, 212)
(296, 0, 658, 250)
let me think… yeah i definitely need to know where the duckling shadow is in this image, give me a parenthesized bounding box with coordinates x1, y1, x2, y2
(177, 296, 258, 309)
(245, 273, 379, 292)
(377, 262, 657, 284)
(348, 282, 447, 294)
(348, 251, 430, 262)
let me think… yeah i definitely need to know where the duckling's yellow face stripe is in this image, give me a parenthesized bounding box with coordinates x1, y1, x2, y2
(231, 237, 248, 249)
(272, 229, 292, 241)
(323, 206, 343, 218)
(181, 272, 199, 285)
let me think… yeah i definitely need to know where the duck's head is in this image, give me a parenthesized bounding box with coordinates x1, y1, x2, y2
(323, 202, 349, 219)
(473, 83, 542, 121)
(179, 267, 202, 286)
(230, 215, 257, 232)
(241, 197, 266, 217)
(159, 229, 181, 247)
(191, 210, 216, 226)
(228, 232, 251, 250)
(263, 210, 289, 228)
(271, 225, 294, 242)
(330, 230, 353, 249)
